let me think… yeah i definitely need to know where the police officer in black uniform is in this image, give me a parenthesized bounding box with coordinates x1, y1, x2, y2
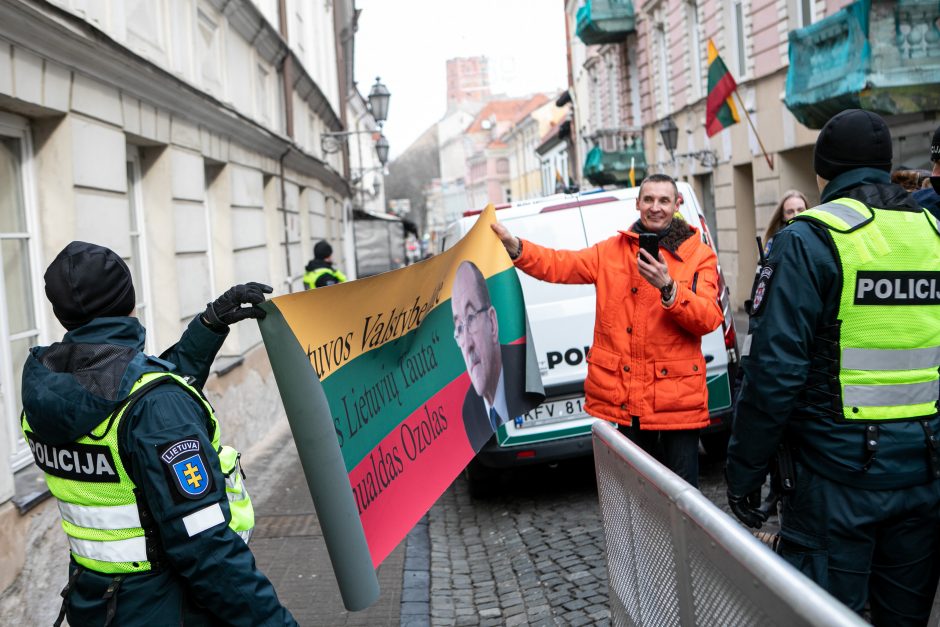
(726, 110, 940, 625)
(23, 242, 297, 626)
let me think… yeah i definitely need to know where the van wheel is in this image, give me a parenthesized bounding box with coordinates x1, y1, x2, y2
(700, 430, 730, 461)
(465, 459, 498, 499)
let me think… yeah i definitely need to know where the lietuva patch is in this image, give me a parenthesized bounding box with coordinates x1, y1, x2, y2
(24, 431, 119, 482)
(855, 271, 940, 305)
(750, 265, 774, 315)
(158, 437, 212, 500)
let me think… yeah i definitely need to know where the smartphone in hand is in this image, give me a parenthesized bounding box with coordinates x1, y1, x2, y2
(639, 233, 659, 262)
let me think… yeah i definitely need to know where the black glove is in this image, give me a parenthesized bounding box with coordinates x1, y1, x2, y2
(203, 282, 273, 331)
(727, 488, 768, 529)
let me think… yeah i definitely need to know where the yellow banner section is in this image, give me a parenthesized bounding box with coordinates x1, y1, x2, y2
(271, 205, 510, 381)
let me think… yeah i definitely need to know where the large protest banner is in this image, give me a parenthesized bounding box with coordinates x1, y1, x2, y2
(258, 205, 544, 610)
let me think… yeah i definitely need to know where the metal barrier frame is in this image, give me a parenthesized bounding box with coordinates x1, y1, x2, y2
(593, 421, 867, 627)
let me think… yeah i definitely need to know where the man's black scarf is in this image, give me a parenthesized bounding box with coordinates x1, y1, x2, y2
(631, 217, 695, 255)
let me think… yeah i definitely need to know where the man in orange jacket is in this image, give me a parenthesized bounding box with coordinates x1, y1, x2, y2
(492, 174, 723, 487)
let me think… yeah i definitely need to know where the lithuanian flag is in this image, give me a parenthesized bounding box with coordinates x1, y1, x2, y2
(706, 39, 740, 137)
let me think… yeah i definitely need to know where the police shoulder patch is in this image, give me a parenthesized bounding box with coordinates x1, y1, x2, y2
(750, 264, 775, 316)
(158, 436, 213, 500)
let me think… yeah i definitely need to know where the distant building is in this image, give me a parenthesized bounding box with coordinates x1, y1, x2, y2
(446, 56, 492, 110)
(463, 95, 551, 207)
(504, 97, 569, 202)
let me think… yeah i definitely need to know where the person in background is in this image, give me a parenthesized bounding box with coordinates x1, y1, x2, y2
(491, 174, 723, 488)
(912, 124, 940, 220)
(303, 240, 347, 289)
(762, 190, 808, 255)
(725, 109, 940, 625)
(22, 241, 297, 626)
(891, 168, 929, 193)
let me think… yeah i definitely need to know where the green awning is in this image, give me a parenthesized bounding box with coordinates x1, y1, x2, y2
(576, 0, 635, 46)
(583, 139, 647, 187)
(785, 0, 940, 129)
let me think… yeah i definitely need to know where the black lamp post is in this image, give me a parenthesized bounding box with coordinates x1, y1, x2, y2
(659, 116, 678, 161)
(368, 77, 391, 125)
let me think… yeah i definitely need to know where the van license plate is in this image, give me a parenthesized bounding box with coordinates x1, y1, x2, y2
(515, 396, 587, 429)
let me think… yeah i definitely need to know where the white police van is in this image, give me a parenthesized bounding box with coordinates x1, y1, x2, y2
(440, 184, 739, 496)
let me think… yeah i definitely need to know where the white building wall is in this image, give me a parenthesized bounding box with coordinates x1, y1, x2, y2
(0, 0, 353, 594)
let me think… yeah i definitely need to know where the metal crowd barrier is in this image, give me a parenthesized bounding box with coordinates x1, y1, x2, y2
(592, 421, 866, 627)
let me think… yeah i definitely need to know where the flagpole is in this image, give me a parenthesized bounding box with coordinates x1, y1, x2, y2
(732, 87, 774, 171)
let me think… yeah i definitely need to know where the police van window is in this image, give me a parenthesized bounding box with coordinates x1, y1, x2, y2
(505, 209, 593, 307)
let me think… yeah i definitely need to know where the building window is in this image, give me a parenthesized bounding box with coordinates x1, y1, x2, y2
(686, 0, 703, 100)
(0, 119, 41, 472)
(796, 0, 814, 27)
(256, 63, 270, 123)
(732, 0, 747, 77)
(126, 151, 154, 354)
(652, 15, 671, 116)
(606, 54, 620, 128)
(197, 4, 224, 96)
(627, 39, 642, 127)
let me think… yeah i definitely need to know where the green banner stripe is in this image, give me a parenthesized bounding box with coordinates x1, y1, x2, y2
(323, 267, 526, 470)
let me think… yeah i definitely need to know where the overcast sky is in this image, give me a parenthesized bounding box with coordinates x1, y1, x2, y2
(354, 0, 568, 159)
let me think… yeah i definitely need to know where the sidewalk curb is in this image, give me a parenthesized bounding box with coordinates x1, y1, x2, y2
(400, 515, 431, 627)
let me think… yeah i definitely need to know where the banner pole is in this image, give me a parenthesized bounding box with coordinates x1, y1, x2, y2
(258, 307, 380, 611)
(733, 87, 774, 171)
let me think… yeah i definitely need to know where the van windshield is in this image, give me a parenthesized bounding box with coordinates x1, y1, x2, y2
(504, 209, 594, 306)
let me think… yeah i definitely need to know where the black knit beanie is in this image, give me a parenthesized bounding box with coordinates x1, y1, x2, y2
(314, 240, 333, 260)
(814, 109, 893, 181)
(44, 241, 136, 330)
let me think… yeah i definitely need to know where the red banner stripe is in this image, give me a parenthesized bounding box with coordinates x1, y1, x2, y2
(347, 372, 476, 567)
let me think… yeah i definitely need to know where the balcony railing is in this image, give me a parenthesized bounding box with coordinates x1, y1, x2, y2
(576, 0, 636, 46)
(785, 0, 940, 129)
(583, 134, 647, 187)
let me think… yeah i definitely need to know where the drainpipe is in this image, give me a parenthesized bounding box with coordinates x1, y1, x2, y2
(564, 3, 578, 185)
(278, 0, 295, 292)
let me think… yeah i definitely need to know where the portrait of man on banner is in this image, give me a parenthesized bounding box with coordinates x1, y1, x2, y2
(451, 261, 528, 450)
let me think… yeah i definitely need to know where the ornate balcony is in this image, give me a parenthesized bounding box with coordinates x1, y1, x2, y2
(575, 0, 636, 46)
(785, 0, 940, 129)
(583, 135, 647, 187)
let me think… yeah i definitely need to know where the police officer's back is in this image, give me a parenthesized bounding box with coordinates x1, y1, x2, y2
(726, 110, 940, 625)
(22, 242, 297, 626)
(303, 240, 347, 289)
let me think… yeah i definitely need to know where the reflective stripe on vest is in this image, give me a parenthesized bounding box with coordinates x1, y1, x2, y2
(58, 502, 141, 530)
(796, 199, 940, 422)
(842, 346, 940, 371)
(303, 267, 345, 289)
(844, 380, 939, 407)
(68, 536, 148, 564)
(23, 371, 226, 573)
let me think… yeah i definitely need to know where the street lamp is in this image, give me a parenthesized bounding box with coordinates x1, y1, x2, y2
(367, 77, 390, 126)
(659, 116, 679, 161)
(375, 134, 389, 166)
(657, 115, 717, 168)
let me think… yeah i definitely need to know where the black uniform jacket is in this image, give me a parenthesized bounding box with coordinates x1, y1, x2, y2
(22, 316, 297, 626)
(726, 168, 940, 495)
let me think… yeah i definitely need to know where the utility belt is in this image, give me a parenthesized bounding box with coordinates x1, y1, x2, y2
(773, 418, 940, 496)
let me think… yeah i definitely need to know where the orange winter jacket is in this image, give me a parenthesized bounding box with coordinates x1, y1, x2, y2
(514, 220, 723, 430)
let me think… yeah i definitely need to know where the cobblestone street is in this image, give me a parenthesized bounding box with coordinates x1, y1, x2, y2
(418, 447, 779, 627)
